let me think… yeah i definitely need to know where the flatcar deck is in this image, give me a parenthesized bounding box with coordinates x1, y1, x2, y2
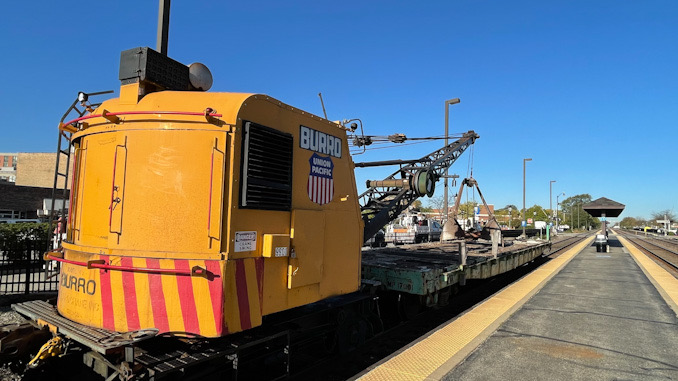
(362, 240, 551, 296)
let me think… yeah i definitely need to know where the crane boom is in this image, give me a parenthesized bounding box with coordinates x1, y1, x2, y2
(357, 130, 479, 242)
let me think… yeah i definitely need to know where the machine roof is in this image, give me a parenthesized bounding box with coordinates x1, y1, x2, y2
(583, 197, 625, 217)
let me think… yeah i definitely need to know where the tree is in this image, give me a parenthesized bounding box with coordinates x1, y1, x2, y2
(558, 193, 601, 229)
(0, 223, 49, 262)
(526, 204, 550, 221)
(426, 195, 458, 220)
(412, 199, 433, 212)
(458, 201, 478, 219)
(496, 205, 520, 229)
(650, 210, 677, 223)
(559, 194, 600, 230)
(620, 217, 640, 229)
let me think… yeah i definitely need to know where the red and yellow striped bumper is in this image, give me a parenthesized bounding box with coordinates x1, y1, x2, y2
(56, 250, 266, 338)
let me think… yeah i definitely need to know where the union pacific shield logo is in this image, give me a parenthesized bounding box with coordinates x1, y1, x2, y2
(307, 153, 334, 205)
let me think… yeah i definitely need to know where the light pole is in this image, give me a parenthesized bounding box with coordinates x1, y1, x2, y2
(522, 158, 532, 237)
(549, 180, 556, 222)
(443, 98, 461, 223)
(556, 192, 565, 231)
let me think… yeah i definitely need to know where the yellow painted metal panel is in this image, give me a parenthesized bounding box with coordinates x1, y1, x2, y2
(262, 234, 290, 258)
(226, 95, 358, 260)
(320, 210, 362, 296)
(56, 250, 103, 328)
(260, 256, 289, 315)
(108, 260, 128, 332)
(289, 210, 325, 289)
(158, 259, 185, 333)
(119, 83, 140, 105)
(73, 133, 122, 248)
(95, 129, 226, 255)
(287, 283, 320, 307)
(109, 140, 127, 239)
(132, 257, 154, 329)
(67, 143, 83, 242)
(223, 260, 242, 333)
(244, 259, 263, 328)
(189, 260, 218, 336)
(208, 139, 226, 244)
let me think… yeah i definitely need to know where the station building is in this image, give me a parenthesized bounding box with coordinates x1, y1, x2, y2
(0, 152, 70, 222)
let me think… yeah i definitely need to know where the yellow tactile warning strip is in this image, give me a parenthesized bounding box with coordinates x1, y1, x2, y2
(617, 234, 678, 315)
(356, 235, 595, 381)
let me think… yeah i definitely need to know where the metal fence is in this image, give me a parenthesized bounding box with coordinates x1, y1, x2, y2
(0, 239, 59, 294)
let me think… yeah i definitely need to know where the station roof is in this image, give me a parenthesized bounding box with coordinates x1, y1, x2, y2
(583, 197, 625, 218)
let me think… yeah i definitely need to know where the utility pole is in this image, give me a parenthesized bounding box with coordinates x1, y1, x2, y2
(522, 158, 532, 238)
(443, 98, 461, 223)
(549, 180, 556, 224)
(556, 192, 564, 232)
(157, 0, 171, 55)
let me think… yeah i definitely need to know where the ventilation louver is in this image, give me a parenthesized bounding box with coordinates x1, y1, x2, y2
(240, 122, 293, 210)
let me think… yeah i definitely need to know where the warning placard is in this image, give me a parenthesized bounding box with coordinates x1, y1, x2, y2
(234, 231, 257, 252)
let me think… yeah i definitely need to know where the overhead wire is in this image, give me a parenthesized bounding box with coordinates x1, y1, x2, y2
(349, 140, 433, 152)
(348, 131, 470, 156)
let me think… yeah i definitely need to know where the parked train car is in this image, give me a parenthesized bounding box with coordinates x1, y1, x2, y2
(47, 47, 364, 338)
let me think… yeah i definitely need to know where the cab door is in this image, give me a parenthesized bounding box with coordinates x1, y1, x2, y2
(288, 209, 325, 289)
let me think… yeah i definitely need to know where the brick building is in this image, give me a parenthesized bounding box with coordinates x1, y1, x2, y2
(0, 183, 68, 220)
(15, 152, 71, 189)
(0, 152, 71, 221)
(476, 204, 495, 224)
(0, 153, 18, 183)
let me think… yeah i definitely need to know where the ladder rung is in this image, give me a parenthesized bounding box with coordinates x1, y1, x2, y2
(56, 173, 67, 178)
(60, 149, 70, 156)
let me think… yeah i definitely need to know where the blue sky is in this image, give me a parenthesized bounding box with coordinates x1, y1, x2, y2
(1, 1, 676, 220)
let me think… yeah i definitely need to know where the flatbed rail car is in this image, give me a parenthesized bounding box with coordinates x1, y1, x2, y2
(362, 240, 551, 308)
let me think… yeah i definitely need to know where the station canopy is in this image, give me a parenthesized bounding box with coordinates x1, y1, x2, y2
(583, 197, 625, 218)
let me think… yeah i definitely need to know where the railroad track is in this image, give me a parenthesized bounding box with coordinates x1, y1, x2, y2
(291, 233, 591, 381)
(616, 230, 678, 275)
(547, 233, 591, 257)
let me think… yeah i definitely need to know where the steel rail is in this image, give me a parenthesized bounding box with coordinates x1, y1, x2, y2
(546, 234, 591, 257)
(618, 231, 678, 273)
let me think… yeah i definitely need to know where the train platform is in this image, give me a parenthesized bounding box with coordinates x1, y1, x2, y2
(356, 231, 678, 380)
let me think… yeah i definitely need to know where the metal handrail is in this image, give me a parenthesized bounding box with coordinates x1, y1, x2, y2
(59, 110, 223, 132)
(44, 253, 215, 279)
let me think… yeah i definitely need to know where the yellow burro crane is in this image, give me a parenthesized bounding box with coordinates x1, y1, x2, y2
(0, 48, 478, 375)
(0, 4, 483, 380)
